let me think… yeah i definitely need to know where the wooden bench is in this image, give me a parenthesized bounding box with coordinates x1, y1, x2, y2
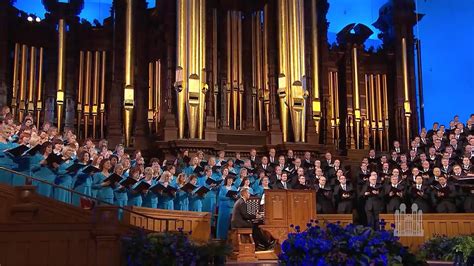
(228, 228, 257, 262)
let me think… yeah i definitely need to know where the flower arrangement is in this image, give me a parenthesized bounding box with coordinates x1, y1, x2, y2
(278, 220, 423, 266)
(418, 235, 474, 264)
(122, 228, 231, 266)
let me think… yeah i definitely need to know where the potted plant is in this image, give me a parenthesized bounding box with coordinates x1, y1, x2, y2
(418, 235, 474, 266)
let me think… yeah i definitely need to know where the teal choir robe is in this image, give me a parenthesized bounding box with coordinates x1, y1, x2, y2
(157, 182, 175, 210)
(72, 165, 92, 206)
(127, 186, 143, 207)
(199, 176, 218, 215)
(53, 159, 74, 204)
(31, 154, 56, 197)
(0, 142, 18, 185)
(142, 179, 158, 208)
(216, 185, 237, 239)
(188, 189, 204, 212)
(174, 184, 189, 211)
(92, 172, 114, 204)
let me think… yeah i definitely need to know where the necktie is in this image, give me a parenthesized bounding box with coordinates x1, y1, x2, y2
(417, 185, 421, 190)
(283, 182, 287, 189)
(342, 185, 346, 191)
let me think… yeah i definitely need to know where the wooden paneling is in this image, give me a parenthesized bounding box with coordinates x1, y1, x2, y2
(0, 184, 130, 266)
(380, 213, 474, 251)
(123, 206, 212, 242)
(318, 214, 354, 227)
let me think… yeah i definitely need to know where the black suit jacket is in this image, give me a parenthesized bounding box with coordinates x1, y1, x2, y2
(274, 181, 292, 190)
(360, 184, 385, 212)
(231, 198, 256, 228)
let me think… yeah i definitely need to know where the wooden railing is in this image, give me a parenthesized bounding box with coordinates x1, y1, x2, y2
(124, 206, 211, 242)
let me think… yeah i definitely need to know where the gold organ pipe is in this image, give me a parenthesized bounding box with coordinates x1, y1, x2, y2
(92, 51, 100, 139)
(278, 0, 289, 142)
(19, 44, 27, 122)
(226, 11, 231, 127)
(251, 16, 256, 128)
(100, 51, 106, 138)
(148, 62, 154, 128)
(176, 0, 186, 138)
(84, 51, 92, 138)
(124, 0, 134, 146)
(36, 47, 43, 128)
(11, 43, 20, 116)
(262, 6, 269, 125)
(232, 12, 238, 130)
(328, 72, 335, 143)
(364, 74, 370, 149)
(27, 46, 36, 113)
(212, 9, 218, 128)
(311, 0, 320, 133)
(376, 74, 383, 151)
(402, 37, 411, 148)
(334, 72, 339, 123)
(352, 46, 361, 148)
(77, 51, 84, 135)
(382, 74, 389, 150)
(56, 18, 66, 132)
(154, 60, 161, 126)
(238, 12, 243, 130)
(369, 74, 376, 149)
(198, 0, 205, 139)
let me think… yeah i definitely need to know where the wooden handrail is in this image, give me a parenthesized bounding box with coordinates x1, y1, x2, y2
(0, 166, 176, 230)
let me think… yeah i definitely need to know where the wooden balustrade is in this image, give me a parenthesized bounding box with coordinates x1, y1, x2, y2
(123, 206, 211, 242)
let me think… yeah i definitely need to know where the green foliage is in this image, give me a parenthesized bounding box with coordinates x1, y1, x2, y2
(418, 235, 474, 263)
(122, 229, 231, 266)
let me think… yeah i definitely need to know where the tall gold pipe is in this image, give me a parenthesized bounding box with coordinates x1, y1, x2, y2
(364, 74, 370, 149)
(212, 9, 218, 128)
(77, 51, 84, 135)
(369, 74, 376, 149)
(334, 72, 340, 147)
(27, 46, 36, 113)
(382, 74, 389, 150)
(92, 51, 100, 139)
(226, 11, 231, 127)
(262, 6, 270, 124)
(311, 0, 320, 132)
(176, 0, 187, 138)
(148, 62, 154, 129)
(100, 51, 106, 138)
(402, 37, 411, 148)
(352, 46, 360, 148)
(251, 16, 257, 129)
(198, 0, 205, 139)
(56, 18, 66, 132)
(232, 12, 238, 130)
(238, 13, 243, 130)
(123, 0, 135, 146)
(19, 44, 28, 122)
(154, 60, 161, 126)
(376, 74, 383, 151)
(11, 43, 20, 117)
(84, 51, 92, 138)
(36, 47, 43, 128)
(329, 72, 335, 141)
(277, 0, 289, 142)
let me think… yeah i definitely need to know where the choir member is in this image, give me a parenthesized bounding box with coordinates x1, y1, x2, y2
(384, 175, 405, 213)
(274, 172, 291, 190)
(315, 176, 334, 214)
(201, 167, 218, 214)
(142, 167, 158, 208)
(216, 175, 237, 239)
(334, 175, 354, 214)
(410, 175, 431, 213)
(188, 175, 204, 212)
(127, 167, 144, 207)
(157, 171, 175, 210)
(432, 175, 457, 213)
(72, 151, 93, 206)
(113, 163, 128, 217)
(31, 142, 57, 197)
(294, 175, 309, 190)
(93, 158, 114, 204)
(361, 174, 384, 228)
(53, 146, 75, 203)
(174, 173, 189, 211)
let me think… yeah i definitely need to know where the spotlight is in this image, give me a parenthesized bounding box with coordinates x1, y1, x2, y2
(27, 16, 33, 22)
(35, 17, 41, 22)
